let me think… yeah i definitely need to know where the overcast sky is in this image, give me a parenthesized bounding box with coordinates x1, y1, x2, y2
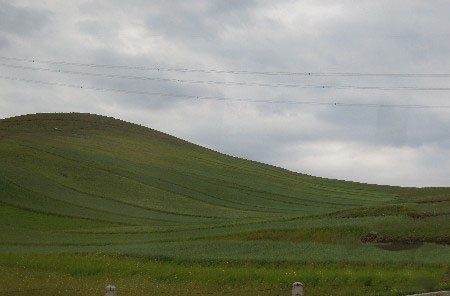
(1, 0, 450, 187)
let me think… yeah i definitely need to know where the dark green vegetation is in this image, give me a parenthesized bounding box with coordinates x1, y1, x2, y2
(0, 113, 449, 295)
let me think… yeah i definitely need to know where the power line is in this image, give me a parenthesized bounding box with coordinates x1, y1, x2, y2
(1, 74, 449, 109)
(2, 62, 450, 91)
(2, 55, 450, 78)
(0, 62, 329, 89)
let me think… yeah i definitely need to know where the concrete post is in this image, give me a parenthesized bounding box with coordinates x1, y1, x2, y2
(292, 282, 304, 296)
(105, 285, 116, 296)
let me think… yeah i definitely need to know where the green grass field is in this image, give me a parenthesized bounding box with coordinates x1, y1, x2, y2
(0, 113, 449, 295)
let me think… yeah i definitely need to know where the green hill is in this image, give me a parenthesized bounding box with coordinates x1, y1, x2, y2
(0, 113, 449, 295)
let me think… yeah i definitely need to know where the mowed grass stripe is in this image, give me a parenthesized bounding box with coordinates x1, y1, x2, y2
(0, 203, 115, 231)
(0, 177, 156, 226)
(40, 145, 302, 214)
(4, 144, 270, 219)
(27, 130, 380, 210)
(14, 141, 287, 216)
(0, 171, 216, 226)
(32, 141, 351, 214)
(156, 147, 396, 202)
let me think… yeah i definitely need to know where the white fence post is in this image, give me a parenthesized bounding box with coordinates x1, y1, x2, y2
(292, 282, 304, 296)
(105, 285, 116, 296)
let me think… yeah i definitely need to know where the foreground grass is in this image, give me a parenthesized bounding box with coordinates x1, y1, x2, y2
(0, 254, 449, 296)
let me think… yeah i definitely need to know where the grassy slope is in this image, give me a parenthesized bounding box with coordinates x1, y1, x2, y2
(0, 113, 449, 295)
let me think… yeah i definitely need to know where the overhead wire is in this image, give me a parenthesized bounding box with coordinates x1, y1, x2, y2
(2, 55, 450, 77)
(1, 74, 449, 109)
(2, 62, 450, 91)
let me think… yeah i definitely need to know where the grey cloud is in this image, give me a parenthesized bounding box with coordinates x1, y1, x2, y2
(0, 1, 50, 36)
(0, 36, 8, 49)
(77, 20, 120, 41)
(317, 105, 450, 149)
(317, 1, 450, 70)
(145, 0, 257, 35)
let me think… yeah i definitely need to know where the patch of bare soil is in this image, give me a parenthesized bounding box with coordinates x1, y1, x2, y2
(361, 231, 450, 250)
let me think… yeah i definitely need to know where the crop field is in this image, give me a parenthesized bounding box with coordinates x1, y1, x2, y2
(0, 113, 449, 295)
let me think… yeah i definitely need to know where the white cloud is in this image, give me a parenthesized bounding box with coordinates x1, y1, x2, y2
(277, 141, 450, 187)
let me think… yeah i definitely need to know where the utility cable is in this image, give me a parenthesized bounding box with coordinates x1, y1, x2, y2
(1, 74, 449, 109)
(2, 55, 450, 77)
(1, 62, 450, 91)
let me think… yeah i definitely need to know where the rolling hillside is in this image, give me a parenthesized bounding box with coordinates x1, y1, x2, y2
(0, 113, 449, 295)
(0, 113, 399, 227)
